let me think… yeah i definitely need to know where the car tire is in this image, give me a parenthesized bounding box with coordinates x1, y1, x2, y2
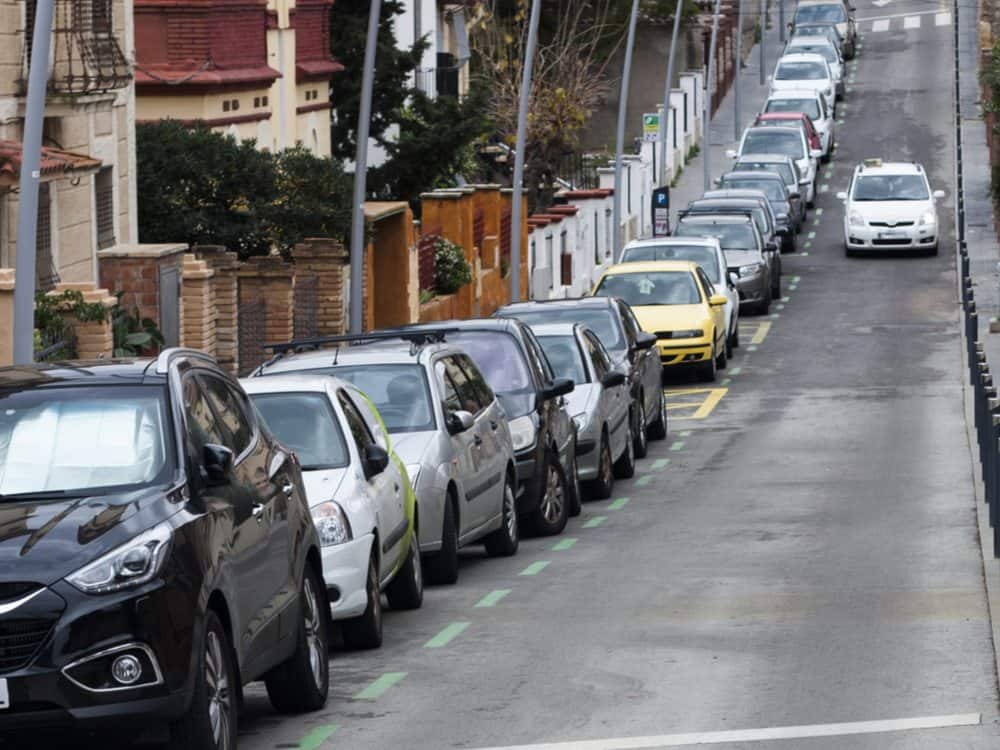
(698, 345, 718, 383)
(386, 534, 423, 611)
(648, 391, 668, 441)
(760, 287, 772, 315)
(633, 399, 649, 459)
(783, 233, 797, 253)
(715, 334, 728, 370)
(565, 447, 582, 517)
(484, 476, 519, 556)
(845, 244, 855, 257)
(724, 329, 733, 360)
(589, 431, 615, 499)
(730, 321, 740, 350)
(531, 450, 569, 536)
(424, 494, 459, 585)
(341, 551, 383, 650)
(265, 567, 330, 714)
(613, 421, 636, 479)
(167, 610, 237, 750)
(771, 273, 781, 300)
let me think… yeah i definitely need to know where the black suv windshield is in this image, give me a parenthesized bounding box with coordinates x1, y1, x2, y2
(675, 221, 758, 250)
(0, 386, 172, 498)
(503, 308, 624, 352)
(325, 364, 435, 433)
(251, 392, 349, 470)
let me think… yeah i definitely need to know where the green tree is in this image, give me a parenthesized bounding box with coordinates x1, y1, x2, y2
(267, 147, 354, 251)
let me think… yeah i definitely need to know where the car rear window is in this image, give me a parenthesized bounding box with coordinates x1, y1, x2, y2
(723, 178, 785, 201)
(765, 97, 822, 121)
(742, 130, 804, 159)
(736, 160, 797, 186)
(775, 60, 828, 81)
(500, 307, 624, 351)
(536, 335, 589, 385)
(675, 221, 758, 251)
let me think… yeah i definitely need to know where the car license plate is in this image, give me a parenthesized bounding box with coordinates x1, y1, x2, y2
(878, 230, 906, 239)
(0, 678, 8, 710)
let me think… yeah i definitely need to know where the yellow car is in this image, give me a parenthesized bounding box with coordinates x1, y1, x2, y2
(592, 260, 729, 382)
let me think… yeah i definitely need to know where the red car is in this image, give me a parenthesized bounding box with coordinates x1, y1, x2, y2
(753, 112, 823, 156)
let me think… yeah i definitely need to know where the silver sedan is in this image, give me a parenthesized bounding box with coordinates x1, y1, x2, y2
(530, 323, 634, 499)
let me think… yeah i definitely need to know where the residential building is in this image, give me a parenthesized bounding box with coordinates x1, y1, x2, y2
(396, 0, 472, 99)
(134, 0, 341, 156)
(0, 0, 136, 287)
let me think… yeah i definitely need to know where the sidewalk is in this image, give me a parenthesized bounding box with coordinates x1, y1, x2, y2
(670, 13, 788, 226)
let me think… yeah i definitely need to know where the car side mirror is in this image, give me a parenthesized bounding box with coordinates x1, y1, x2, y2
(601, 370, 627, 388)
(541, 378, 575, 401)
(446, 410, 475, 435)
(725, 149, 737, 159)
(810, 149, 823, 159)
(729, 271, 740, 286)
(836, 191, 848, 201)
(203, 444, 234, 486)
(709, 294, 728, 307)
(634, 331, 657, 350)
(933, 189, 946, 200)
(766, 240, 778, 253)
(789, 190, 801, 200)
(713, 177, 723, 187)
(267, 450, 288, 481)
(362, 443, 390, 479)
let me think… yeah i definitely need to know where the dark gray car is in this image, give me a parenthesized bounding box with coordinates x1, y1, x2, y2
(719, 171, 800, 240)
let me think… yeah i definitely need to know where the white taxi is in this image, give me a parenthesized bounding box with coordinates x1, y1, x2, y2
(837, 159, 945, 255)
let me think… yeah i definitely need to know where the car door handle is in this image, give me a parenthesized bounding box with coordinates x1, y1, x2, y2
(252, 503, 266, 521)
(473, 434, 484, 446)
(490, 420, 499, 431)
(280, 483, 294, 497)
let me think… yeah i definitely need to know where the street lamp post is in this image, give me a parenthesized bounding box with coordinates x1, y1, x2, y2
(703, 0, 722, 192)
(13, 0, 55, 364)
(735, 0, 743, 142)
(659, 0, 685, 188)
(613, 0, 641, 262)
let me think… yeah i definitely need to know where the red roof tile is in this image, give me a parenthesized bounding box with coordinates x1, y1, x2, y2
(0, 140, 101, 185)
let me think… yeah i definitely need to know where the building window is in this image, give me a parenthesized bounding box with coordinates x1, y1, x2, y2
(223, 100, 230, 112)
(262, 95, 268, 106)
(95, 167, 115, 250)
(91, 0, 113, 34)
(231, 99, 239, 111)
(36, 182, 55, 292)
(253, 96, 260, 108)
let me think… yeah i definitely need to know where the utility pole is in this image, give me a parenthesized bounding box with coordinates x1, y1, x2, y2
(613, 0, 641, 261)
(703, 0, 722, 192)
(659, 0, 685, 187)
(510, 0, 542, 302)
(779, 0, 785, 42)
(759, 0, 767, 85)
(735, 0, 743, 142)
(13, 0, 55, 364)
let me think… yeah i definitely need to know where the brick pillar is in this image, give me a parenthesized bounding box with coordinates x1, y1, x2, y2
(238, 255, 295, 349)
(291, 238, 348, 335)
(194, 246, 239, 375)
(98, 243, 187, 346)
(475, 184, 502, 269)
(181, 255, 217, 357)
(0, 269, 14, 367)
(50, 282, 116, 360)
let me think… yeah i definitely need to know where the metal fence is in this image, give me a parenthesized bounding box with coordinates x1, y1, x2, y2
(238, 297, 267, 376)
(294, 274, 319, 339)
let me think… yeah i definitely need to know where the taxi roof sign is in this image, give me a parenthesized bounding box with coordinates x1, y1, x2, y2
(862, 158, 883, 168)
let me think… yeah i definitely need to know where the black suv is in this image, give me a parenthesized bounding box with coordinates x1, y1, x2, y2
(0, 350, 329, 748)
(494, 297, 668, 459)
(388, 320, 578, 536)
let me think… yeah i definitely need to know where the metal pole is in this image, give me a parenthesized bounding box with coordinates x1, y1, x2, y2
(613, 0, 641, 261)
(13, 0, 55, 364)
(510, 0, 542, 302)
(348, 0, 382, 334)
(659, 0, 685, 187)
(759, 0, 766, 85)
(703, 0, 722, 192)
(779, 0, 785, 42)
(735, 0, 743, 142)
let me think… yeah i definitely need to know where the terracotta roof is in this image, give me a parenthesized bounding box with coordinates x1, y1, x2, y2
(548, 205, 579, 216)
(562, 189, 613, 200)
(135, 65, 282, 89)
(0, 141, 101, 186)
(296, 60, 345, 81)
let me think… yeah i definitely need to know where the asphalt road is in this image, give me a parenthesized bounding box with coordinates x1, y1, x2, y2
(71, 1, 1000, 747)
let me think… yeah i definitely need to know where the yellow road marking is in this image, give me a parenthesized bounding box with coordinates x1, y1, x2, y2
(750, 321, 772, 346)
(663, 387, 728, 420)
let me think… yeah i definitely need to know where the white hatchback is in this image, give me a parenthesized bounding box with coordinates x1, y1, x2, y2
(837, 159, 945, 255)
(763, 88, 835, 158)
(770, 53, 836, 115)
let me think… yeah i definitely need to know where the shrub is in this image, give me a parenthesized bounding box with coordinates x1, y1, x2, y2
(434, 238, 473, 295)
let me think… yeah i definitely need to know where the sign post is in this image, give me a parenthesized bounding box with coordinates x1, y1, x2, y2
(652, 187, 670, 237)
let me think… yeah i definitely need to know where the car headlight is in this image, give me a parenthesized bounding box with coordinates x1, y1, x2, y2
(313, 501, 353, 547)
(66, 521, 172, 594)
(670, 329, 704, 338)
(738, 263, 764, 278)
(508, 414, 536, 452)
(848, 210, 866, 228)
(405, 464, 422, 488)
(918, 211, 936, 226)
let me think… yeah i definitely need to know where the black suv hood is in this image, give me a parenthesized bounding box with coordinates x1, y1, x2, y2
(0, 486, 179, 586)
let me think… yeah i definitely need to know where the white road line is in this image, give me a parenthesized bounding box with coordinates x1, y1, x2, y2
(471, 714, 982, 750)
(858, 8, 944, 21)
(871, 18, 891, 32)
(903, 14, 921, 28)
(936, 11, 952, 24)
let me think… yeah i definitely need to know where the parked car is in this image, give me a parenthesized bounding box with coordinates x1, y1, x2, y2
(702, 187, 794, 255)
(763, 89, 835, 158)
(784, 36, 844, 99)
(792, 0, 857, 59)
(530, 323, 633, 498)
(719, 170, 801, 238)
(733, 153, 808, 224)
(621, 236, 740, 353)
(386, 319, 578, 536)
(0, 350, 329, 749)
(769, 53, 836, 116)
(753, 111, 825, 161)
(494, 297, 667, 458)
(673, 212, 775, 314)
(836, 158, 945, 255)
(793, 21, 850, 59)
(593, 261, 730, 382)
(729, 125, 820, 206)
(242, 373, 424, 650)
(252, 333, 519, 586)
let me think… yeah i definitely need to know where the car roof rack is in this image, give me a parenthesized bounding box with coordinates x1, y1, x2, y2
(263, 329, 459, 355)
(678, 207, 756, 220)
(153, 347, 218, 375)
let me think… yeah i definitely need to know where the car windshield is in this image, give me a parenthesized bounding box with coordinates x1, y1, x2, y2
(723, 179, 785, 201)
(501, 308, 624, 352)
(736, 160, 797, 186)
(693, 203, 768, 236)
(622, 245, 721, 282)
(766, 97, 822, 121)
(795, 4, 846, 23)
(446, 331, 534, 397)
(790, 43, 837, 62)
(595, 271, 702, 307)
(537, 335, 588, 385)
(853, 174, 929, 201)
(797, 23, 842, 41)
(742, 130, 804, 159)
(0, 387, 171, 498)
(675, 221, 758, 250)
(775, 60, 828, 81)
(324, 364, 435, 433)
(251, 392, 349, 470)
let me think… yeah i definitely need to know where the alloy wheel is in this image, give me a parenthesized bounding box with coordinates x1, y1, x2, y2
(205, 630, 232, 750)
(541, 462, 565, 523)
(600, 440, 613, 485)
(302, 576, 324, 689)
(504, 482, 518, 543)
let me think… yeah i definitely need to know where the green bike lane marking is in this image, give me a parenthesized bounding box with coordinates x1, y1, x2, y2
(608, 497, 630, 510)
(636, 475, 653, 487)
(670, 441, 685, 451)
(520, 560, 551, 576)
(475, 589, 511, 608)
(552, 537, 577, 551)
(355, 672, 407, 700)
(298, 724, 338, 750)
(424, 621, 470, 649)
(679, 430, 691, 436)
(808, 231, 816, 239)
(583, 515, 607, 528)
(729, 366, 742, 375)
(651, 458, 670, 470)
(721, 377, 731, 385)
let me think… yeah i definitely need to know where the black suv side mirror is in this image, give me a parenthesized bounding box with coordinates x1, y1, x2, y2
(633, 332, 657, 351)
(203, 444, 234, 486)
(362, 443, 390, 479)
(446, 410, 475, 435)
(601, 371, 627, 388)
(541, 378, 574, 401)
